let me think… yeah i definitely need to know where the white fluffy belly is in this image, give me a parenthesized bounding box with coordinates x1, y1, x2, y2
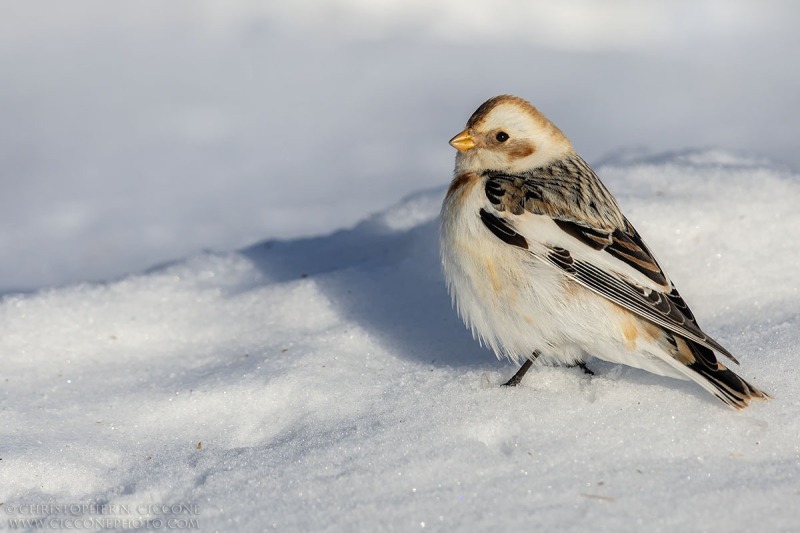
(440, 179, 587, 365)
(439, 175, 686, 379)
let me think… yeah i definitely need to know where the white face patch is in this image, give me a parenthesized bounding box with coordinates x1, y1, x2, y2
(480, 105, 533, 135)
(456, 101, 573, 174)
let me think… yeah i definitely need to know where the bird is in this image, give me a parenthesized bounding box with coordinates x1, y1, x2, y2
(439, 94, 768, 409)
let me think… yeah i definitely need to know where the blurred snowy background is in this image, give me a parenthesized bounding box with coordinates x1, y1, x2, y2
(2, 0, 799, 290)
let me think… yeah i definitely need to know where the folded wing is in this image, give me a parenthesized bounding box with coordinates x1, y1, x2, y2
(482, 168, 739, 365)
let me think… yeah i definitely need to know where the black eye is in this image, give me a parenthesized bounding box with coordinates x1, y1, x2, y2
(495, 131, 509, 142)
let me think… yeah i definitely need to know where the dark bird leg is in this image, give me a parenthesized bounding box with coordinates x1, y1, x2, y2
(503, 351, 540, 387)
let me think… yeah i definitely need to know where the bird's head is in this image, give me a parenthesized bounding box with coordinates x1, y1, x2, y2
(450, 95, 573, 174)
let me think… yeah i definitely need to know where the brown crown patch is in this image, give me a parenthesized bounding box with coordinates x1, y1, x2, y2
(466, 95, 540, 128)
(464, 95, 570, 147)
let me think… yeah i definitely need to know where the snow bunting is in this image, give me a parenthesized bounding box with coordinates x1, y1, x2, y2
(440, 95, 768, 409)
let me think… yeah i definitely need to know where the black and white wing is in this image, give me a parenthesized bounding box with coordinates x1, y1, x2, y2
(480, 163, 739, 365)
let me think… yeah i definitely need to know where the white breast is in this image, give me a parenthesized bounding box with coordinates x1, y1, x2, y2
(439, 174, 579, 365)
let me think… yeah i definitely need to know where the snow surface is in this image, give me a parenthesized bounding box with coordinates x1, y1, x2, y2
(2, 149, 799, 531)
(3, 2, 800, 531)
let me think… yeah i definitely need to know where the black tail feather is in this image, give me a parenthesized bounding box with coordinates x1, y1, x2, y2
(686, 341, 769, 409)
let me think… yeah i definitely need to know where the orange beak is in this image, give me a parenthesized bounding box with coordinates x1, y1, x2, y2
(449, 129, 475, 151)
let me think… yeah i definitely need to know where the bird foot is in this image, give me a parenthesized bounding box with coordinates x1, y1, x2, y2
(502, 352, 540, 386)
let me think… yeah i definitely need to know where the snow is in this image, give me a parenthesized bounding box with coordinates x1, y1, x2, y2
(2, 148, 799, 531)
(3, 2, 800, 531)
